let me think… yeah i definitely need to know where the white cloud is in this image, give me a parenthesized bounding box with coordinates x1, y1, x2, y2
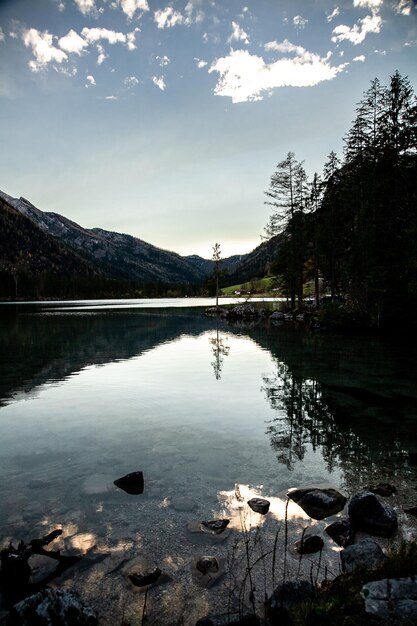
(124, 75, 139, 87)
(156, 54, 170, 66)
(228, 21, 249, 44)
(119, 0, 149, 18)
(74, 0, 96, 15)
(331, 12, 382, 44)
(353, 54, 366, 61)
(104, 95, 118, 100)
(0, 27, 4, 43)
(293, 15, 308, 29)
(327, 7, 340, 22)
(265, 39, 306, 55)
(209, 47, 346, 104)
(152, 75, 166, 90)
(194, 57, 208, 68)
(53, 0, 65, 10)
(58, 29, 87, 55)
(154, 7, 186, 28)
(22, 28, 68, 72)
(126, 28, 139, 50)
(86, 74, 96, 87)
(95, 44, 106, 65)
(353, 0, 383, 8)
(81, 27, 127, 45)
(185, 1, 204, 24)
(9, 32, 18, 39)
(395, 0, 413, 15)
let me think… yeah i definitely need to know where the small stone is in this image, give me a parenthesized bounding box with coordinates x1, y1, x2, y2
(192, 556, 225, 588)
(248, 498, 270, 515)
(294, 535, 324, 555)
(8, 589, 97, 625)
(348, 490, 398, 537)
(325, 519, 354, 547)
(341, 539, 386, 573)
(129, 568, 161, 588)
(287, 486, 346, 520)
(196, 556, 219, 575)
(201, 519, 230, 535)
(114, 471, 144, 495)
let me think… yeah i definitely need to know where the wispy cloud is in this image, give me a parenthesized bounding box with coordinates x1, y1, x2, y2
(152, 75, 166, 90)
(327, 7, 340, 22)
(209, 45, 346, 104)
(353, 0, 383, 8)
(154, 7, 186, 29)
(124, 75, 139, 87)
(293, 15, 308, 29)
(119, 0, 149, 19)
(228, 21, 249, 45)
(194, 57, 208, 68)
(81, 26, 139, 50)
(353, 54, 366, 61)
(395, 0, 413, 15)
(74, 0, 97, 16)
(332, 12, 382, 44)
(22, 28, 68, 72)
(85, 74, 96, 87)
(156, 55, 170, 67)
(0, 27, 5, 43)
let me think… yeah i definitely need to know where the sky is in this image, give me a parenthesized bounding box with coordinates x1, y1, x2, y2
(0, 0, 416, 258)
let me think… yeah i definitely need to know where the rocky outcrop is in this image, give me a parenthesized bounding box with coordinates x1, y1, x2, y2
(287, 486, 346, 520)
(348, 490, 398, 537)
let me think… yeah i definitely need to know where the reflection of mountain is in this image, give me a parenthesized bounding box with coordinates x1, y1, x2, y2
(0, 308, 223, 406)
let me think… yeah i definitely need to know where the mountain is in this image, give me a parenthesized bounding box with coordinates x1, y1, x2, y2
(0, 192, 102, 285)
(225, 234, 282, 285)
(0, 188, 281, 297)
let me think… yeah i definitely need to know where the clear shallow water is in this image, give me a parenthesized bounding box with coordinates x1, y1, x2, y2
(0, 300, 417, 623)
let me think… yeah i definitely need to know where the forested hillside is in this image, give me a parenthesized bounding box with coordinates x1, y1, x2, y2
(264, 71, 417, 327)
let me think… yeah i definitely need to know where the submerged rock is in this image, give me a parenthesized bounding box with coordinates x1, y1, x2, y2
(8, 589, 97, 626)
(325, 519, 354, 547)
(348, 490, 398, 537)
(362, 577, 417, 621)
(294, 534, 324, 555)
(196, 556, 219, 575)
(287, 486, 346, 520)
(201, 519, 230, 535)
(113, 470, 144, 495)
(365, 482, 397, 497)
(129, 568, 162, 588)
(192, 556, 225, 588)
(248, 498, 270, 515)
(341, 538, 386, 573)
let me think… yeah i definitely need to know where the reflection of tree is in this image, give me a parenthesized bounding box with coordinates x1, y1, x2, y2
(209, 328, 230, 380)
(262, 359, 411, 487)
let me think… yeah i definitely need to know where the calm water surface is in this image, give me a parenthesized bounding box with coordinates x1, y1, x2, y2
(1, 298, 417, 623)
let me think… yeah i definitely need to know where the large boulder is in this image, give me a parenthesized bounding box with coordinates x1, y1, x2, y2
(348, 490, 398, 537)
(341, 539, 386, 573)
(8, 589, 97, 626)
(287, 487, 346, 520)
(266, 580, 315, 620)
(362, 577, 417, 621)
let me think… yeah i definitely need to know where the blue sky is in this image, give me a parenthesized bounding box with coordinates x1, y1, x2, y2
(0, 0, 416, 258)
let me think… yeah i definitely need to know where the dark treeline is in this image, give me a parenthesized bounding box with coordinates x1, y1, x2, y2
(265, 71, 417, 328)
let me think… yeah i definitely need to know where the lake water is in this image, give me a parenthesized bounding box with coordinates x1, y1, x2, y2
(1, 298, 417, 624)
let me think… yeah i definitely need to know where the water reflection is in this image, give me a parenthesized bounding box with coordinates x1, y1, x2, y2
(209, 327, 230, 380)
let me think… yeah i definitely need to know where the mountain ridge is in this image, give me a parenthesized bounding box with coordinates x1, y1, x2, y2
(0, 188, 281, 297)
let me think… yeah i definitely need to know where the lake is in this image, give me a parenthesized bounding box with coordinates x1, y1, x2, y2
(1, 298, 417, 624)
